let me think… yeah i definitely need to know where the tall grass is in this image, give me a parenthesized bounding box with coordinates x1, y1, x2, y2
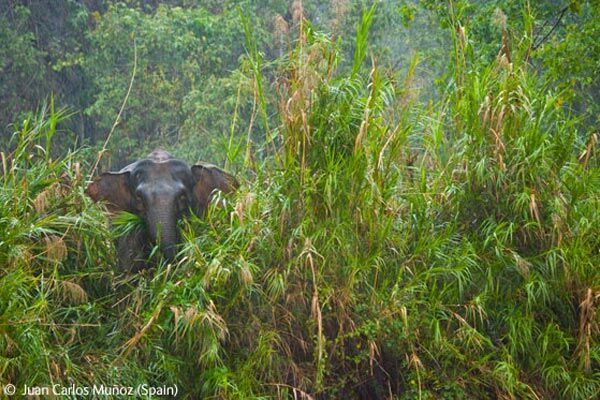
(0, 108, 144, 388)
(0, 6, 598, 400)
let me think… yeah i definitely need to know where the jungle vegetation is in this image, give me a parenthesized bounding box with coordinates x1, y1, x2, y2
(0, 1, 599, 398)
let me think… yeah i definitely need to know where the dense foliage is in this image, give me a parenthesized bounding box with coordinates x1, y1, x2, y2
(1, 1, 598, 399)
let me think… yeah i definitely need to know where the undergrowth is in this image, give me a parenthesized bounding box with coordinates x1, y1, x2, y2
(0, 7, 598, 400)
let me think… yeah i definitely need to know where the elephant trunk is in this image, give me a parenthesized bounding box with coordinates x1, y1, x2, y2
(146, 201, 179, 261)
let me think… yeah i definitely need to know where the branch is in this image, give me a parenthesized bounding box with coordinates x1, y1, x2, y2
(533, 5, 569, 51)
(88, 37, 137, 180)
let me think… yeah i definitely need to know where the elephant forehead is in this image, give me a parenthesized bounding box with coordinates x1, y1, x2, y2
(134, 159, 192, 182)
(147, 149, 174, 161)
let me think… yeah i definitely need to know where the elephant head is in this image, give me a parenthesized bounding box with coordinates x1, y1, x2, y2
(86, 149, 238, 270)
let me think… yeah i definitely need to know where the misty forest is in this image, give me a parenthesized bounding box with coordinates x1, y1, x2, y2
(1, 0, 599, 398)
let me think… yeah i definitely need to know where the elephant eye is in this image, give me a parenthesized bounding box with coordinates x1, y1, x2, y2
(135, 193, 145, 211)
(178, 193, 188, 209)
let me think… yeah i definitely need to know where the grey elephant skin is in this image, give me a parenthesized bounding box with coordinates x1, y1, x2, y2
(86, 149, 238, 272)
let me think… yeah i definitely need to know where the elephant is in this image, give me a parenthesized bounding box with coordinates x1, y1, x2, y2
(86, 149, 238, 272)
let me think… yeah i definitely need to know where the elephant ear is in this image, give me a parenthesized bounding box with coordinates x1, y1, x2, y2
(86, 171, 133, 212)
(191, 163, 239, 215)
